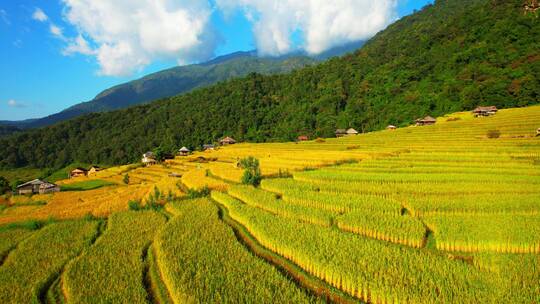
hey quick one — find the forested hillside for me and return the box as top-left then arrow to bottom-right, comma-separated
1,0 -> 538,169
0,125 -> 19,138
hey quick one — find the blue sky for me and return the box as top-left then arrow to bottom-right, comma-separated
0,0 -> 433,121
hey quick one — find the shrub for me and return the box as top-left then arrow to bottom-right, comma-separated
239,157 -> 262,186
187,186 -> 210,199
123,174 -> 129,185
486,129 -> 501,138
128,200 -> 142,211
0,177 -> 10,195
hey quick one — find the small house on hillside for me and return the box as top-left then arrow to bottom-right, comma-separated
536,128 -> 540,137
386,125 -> 397,130
203,144 -> 215,151
88,166 -> 102,175
220,136 -> 237,145
142,152 -> 157,166
473,106 -> 498,117
346,128 -> 359,136
416,116 -> 437,126
178,146 -> 190,156
335,129 -> 347,137
16,179 -> 60,195
297,135 -> 309,141
70,168 -> 88,179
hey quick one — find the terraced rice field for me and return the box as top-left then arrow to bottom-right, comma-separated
0,106 -> 539,302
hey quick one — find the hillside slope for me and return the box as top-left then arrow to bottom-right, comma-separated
1,0 -> 538,169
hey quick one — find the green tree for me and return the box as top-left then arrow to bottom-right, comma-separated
0,176 -> 10,195
239,157 -> 262,186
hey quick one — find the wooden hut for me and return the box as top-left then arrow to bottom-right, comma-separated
346,128 -> 359,136
386,125 -> 397,130
297,135 -> 309,141
536,128 -> 540,137
335,129 -> 347,137
16,179 -> 59,195
473,106 -> 498,117
88,166 -> 102,175
178,146 -> 190,156
203,144 -> 215,151
416,116 -> 437,126
220,136 -> 237,145
142,152 -> 157,166
70,168 -> 88,179
39,182 -> 60,194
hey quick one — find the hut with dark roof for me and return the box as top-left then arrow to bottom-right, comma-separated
70,168 -> 88,179
335,129 -> 347,137
473,106 -> 498,117
416,116 -> 437,126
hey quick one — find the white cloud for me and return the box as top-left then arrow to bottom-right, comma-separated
60,0 -> 217,76
217,0 -> 397,56
63,34 -> 95,56
7,99 -> 27,108
49,24 -> 66,39
0,9 -> 10,25
32,8 -> 48,22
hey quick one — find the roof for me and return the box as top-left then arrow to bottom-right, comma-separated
335,129 -> 347,134
418,116 -> 436,122
298,135 -> 309,139
220,136 -> 236,143
143,151 -> 155,158
16,179 -> 46,188
71,167 -> 87,173
179,146 -> 190,152
39,182 -> 58,189
387,125 -> 397,128
346,128 -> 359,134
473,106 -> 498,112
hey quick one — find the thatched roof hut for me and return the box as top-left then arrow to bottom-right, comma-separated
220,137 -> 237,145
346,128 -> 359,135
416,116 -> 436,126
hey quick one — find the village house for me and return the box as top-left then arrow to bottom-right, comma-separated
387,125 -> 397,130
203,144 -> 215,151
178,146 -> 191,156
220,136 -> 237,145
142,152 -> 157,166
70,168 -> 88,179
536,128 -> 540,137
416,116 -> 437,126
88,166 -> 102,175
524,0 -> 539,13
346,128 -> 359,136
473,106 -> 498,117
335,129 -> 347,137
16,179 -> 60,195
297,135 -> 309,141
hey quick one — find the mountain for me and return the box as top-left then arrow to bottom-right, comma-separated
1,51 -> 318,129
1,0 -> 538,169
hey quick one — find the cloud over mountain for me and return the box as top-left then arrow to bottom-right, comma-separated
60,0 -> 217,76
52,0 -> 397,76
217,0 -> 397,56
